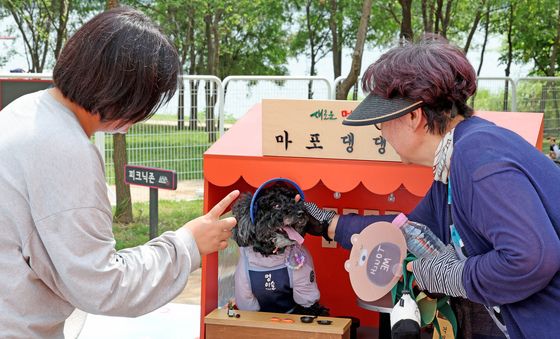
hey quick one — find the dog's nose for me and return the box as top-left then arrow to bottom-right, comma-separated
297,210 -> 304,216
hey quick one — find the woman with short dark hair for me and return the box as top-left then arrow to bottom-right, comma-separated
305,36 -> 560,338
53,6 -> 179,128
0,7 -> 238,338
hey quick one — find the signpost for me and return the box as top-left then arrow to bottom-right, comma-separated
124,165 -> 177,239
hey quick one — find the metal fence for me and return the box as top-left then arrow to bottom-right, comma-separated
2,74 -> 560,185
222,75 -> 332,121
516,77 -> 560,136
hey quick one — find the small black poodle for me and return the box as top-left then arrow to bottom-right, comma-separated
231,181 -> 329,316
232,183 -> 308,256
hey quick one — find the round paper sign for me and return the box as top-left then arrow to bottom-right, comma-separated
344,221 -> 407,302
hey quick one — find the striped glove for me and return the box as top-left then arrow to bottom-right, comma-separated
303,201 -> 336,242
411,244 -> 467,298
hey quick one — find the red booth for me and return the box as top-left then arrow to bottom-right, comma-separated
200,102 -> 543,337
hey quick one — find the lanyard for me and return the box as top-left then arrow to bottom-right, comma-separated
447,181 -> 467,260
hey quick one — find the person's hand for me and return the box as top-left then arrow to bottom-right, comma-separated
408,245 -> 467,298
184,190 -> 239,255
296,196 -> 337,241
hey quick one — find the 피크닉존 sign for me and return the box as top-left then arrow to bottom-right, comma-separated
124,165 -> 177,190
262,99 -> 400,161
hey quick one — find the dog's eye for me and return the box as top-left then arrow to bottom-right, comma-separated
273,204 -> 281,210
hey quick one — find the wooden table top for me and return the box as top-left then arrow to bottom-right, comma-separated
205,308 -> 351,334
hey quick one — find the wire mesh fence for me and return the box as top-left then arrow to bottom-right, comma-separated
516,77 -> 560,138
222,76 -> 332,121
471,78 -> 516,112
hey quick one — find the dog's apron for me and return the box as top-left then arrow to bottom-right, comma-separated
240,247 -> 296,313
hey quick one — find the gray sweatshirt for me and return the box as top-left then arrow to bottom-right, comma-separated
0,90 -> 200,338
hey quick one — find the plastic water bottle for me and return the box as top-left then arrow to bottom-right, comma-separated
392,213 -> 446,259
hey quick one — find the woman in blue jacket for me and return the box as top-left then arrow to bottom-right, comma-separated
305,36 -> 560,339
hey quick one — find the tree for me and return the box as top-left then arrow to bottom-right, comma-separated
476,1 -> 492,76
0,0 -> 104,70
421,0 -> 455,38
105,0 -> 133,224
289,0 -> 331,98
137,0 -> 290,141
0,0 -> 72,71
398,0 -> 413,41
336,0 -> 372,100
328,0 -> 342,79
508,0 -> 560,77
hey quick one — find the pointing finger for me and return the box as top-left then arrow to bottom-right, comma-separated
208,190 -> 240,219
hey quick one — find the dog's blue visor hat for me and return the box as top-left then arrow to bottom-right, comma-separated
249,178 -> 305,225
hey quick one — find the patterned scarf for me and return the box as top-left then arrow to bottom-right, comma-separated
433,128 -> 455,183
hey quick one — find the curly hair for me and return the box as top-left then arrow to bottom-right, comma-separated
361,34 -> 477,134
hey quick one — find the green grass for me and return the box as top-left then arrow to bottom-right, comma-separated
112,199 -> 203,250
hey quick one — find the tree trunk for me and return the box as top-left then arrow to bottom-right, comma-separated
503,2 -> 515,112
441,0 -> 453,38
399,0 -> 413,42
336,0 -> 372,100
54,0 -> 70,59
471,2 -> 491,108
106,0 -> 132,223
204,7 -> 222,143
463,0 -> 485,53
113,133 -> 133,223
476,3 -> 490,76
329,0 -> 341,79
188,12 -> 198,131
434,0 -> 443,34
422,0 -> 435,33
306,0 -> 316,99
